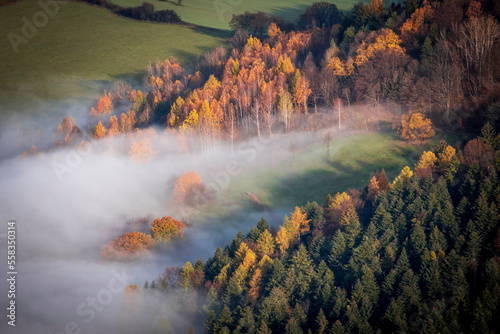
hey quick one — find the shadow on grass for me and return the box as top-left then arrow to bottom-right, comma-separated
267,131 -> 419,207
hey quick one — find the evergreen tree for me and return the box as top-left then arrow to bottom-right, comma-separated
315,309 -> 328,334
340,204 -> 361,248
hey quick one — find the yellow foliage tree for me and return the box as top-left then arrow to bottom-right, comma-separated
242,248 -> 257,270
258,254 -> 273,272
214,263 -> 230,285
437,145 -> 456,172
393,166 -> 414,186
276,226 -> 289,255
355,28 -> 404,66
256,229 -> 275,256
290,206 -> 310,238
181,109 -> 199,131
168,96 -> 184,127
331,192 -> 351,209
416,151 -> 437,170
401,113 -> 435,141
276,55 -> 295,74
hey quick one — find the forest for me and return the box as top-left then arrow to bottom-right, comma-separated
128,128 -> 500,333
25,0 -> 498,160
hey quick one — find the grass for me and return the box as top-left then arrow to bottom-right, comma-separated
191,130 -> 464,231
229,131 -> 419,209
188,131 -> 421,230
0,0 -> 226,113
109,0 -> 373,30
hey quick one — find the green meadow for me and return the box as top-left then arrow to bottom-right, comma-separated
0,0 -> 225,113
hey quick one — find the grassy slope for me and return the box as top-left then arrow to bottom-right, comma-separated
109,0 -> 371,30
0,0 -> 225,111
195,131 -> 462,229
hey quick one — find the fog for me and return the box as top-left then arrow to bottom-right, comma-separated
0,106 -> 342,333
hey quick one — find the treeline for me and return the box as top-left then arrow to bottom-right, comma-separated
79,0 -> 499,143
78,0 -> 182,24
28,0 -> 499,157
137,125 -> 500,333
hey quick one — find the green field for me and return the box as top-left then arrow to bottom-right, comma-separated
108,0 -> 366,30
193,130 -> 464,230
0,0 -> 225,112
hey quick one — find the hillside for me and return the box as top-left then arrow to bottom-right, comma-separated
0,0 -> 225,112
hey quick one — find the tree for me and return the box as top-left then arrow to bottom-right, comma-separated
256,229 -> 275,256
276,226 -> 290,255
400,0 -> 434,43
94,121 -> 106,139
248,268 -> 263,302
298,1 -> 342,29
180,261 -> 194,291
461,138 -> 495,169
289,206 -> 310,242
173,171 -> 202,204
101,231 -> 155,261
291,70 -> 312,114
278,90 -> 294,132
415,151 -> 437,178
108,115 -> 120,136
401,112 -> 435,141
430,35 -> 463,121
315,309 -> 328,334
340,204 -> 361,247
354,29 -> 405,66
90,95 -> 113,116
455,15 -> 500,96
150,216 -> 186,244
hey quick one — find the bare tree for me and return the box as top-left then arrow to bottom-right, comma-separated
454,15 -> 500,96
430,33 -> 464,122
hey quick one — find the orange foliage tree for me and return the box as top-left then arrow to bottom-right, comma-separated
101,231 -> 155,261
401,113 -> 435,141
173,171 -> 215,207
400,0 -> 435,43
151,216 -> 186,244
90,95 -> 114,116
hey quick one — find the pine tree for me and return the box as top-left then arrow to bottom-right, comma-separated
257,229 -> 275,256
395,247 -> 410,275
409,220 -> 426,265
340,204 -> 361,248
315,309 -> 328,334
